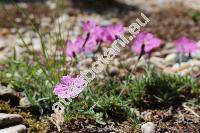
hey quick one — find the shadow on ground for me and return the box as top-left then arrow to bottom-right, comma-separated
70,0 -> 139,17
2,0 -> 47,3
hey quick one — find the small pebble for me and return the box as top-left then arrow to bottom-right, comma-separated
141,122 -> 156,133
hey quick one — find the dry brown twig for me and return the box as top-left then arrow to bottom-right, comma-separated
48,107 -> 65,132
182,103 -> 200,118
178,110 -> 185,122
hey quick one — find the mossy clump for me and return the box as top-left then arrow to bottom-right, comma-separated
0,102 -> 11,113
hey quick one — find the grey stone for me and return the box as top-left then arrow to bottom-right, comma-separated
19,97 -> 31,107
0,85 -> 15,95
0,85 -> 19,106
0,113 -> 23,128
0,124 -> 26,133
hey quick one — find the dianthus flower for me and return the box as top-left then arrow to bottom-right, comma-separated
83,37 -> 99,53
53,75 -> 86,99
102,23 -> 125,44
66,37 -> 84,57
173,37 -> 198,55
82,20 -> 97,33
131,32 -> 162,54
82,20 -> 104,42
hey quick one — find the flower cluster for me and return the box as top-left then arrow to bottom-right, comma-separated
66,20 -> 124,57
60,20 -> 199,100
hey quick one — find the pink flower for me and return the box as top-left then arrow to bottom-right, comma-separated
66,37 -> 84,57
102,23 -> 125,44
83,37 -> 98,53
92,26 -> 104,42
131,32 -> 162,54
82,20 -> 104,42
82,20 -> 97,33
173,37 -> 198,54
53,75 -> 86,99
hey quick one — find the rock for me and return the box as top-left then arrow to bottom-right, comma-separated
193,66 -> 199,72
0,85 -> 19,106
100,20 -> 112,26
46,0 -> 56,10
114,0 -> 168,11
163,67 -> 174,74
0,38 -> 6,50
113,59 -> 120,67
56,14 -> 69,25
124,57 -> 136,65
115,0 -> 200,11
19,97 -> 31,107
165,60 -> 200,75
160,49 -> 175,56
0,124 -> 26,133
0,85 -> 15,95
114,0 -> 140,6
0,113 -> 23,128
41,17 -> 51,26
0,28 -> 10,36
18,2 -> 28,9
41,17 -> 51,33
193,50 -> 200,59
140,111 -> 152,121
165,53 -> 177,63
150,57 -> 166,69
32,38 -> 41,51
15,18 -> 22,23
16,37 -> 31,45
183,0 -> 200,11
141,122 -> 156,133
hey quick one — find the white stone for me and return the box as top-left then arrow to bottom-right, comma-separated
46,1 -> 56,10
32,38 -> 41,50
0,85 -> 15,95
165,53 -> 177,63
57,14 -> 69,24
0,38 -> 6,49
141,122 -> 156,133
113,59 -> 120,66
16,37 -> 31,45
41,17 -> 51,28
18,2 -> 28,9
